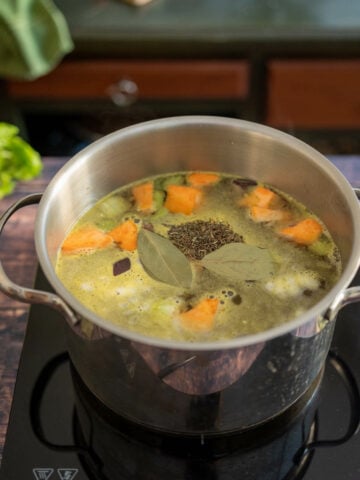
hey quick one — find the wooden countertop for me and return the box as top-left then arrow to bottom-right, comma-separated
0,154 -> 360,460
0,157 -> 66,460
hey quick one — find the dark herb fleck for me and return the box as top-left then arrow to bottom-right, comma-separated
143,222 -> 154,231
232,294 -> 242,305
113,257 -> 131,276
168,220 -> 243,260
182,292 -> 196,302
233,178 -> 257,189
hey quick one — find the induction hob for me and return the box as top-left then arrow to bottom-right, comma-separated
0,268 -> 360,480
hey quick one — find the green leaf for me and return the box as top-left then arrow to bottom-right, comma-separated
0,122 -> 42,199
0,123 -> 18,140
138,229 -> 193,288
200,242 -> 276,281
0,171 -> 15,197
7,137 -> 42,179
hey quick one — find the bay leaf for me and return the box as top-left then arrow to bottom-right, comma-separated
137,229 -> 193,288
200,242 -> 276,281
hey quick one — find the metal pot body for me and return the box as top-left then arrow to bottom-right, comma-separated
65,318 -> 331,435
22,117 -> 360,434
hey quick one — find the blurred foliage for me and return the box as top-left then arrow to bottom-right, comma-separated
0,0 -> 73,80
0,122 -> 42,198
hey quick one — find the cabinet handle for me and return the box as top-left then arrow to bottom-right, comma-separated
107,78 -> 139,107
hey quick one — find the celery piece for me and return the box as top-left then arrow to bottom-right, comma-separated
0,122 -> 42,198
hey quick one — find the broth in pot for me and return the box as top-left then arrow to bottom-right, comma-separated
56,171 -> 341,342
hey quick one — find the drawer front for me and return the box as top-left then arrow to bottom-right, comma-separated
267,60 -> 360,128
8,60 -> 249,102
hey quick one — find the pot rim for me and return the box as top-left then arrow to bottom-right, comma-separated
35,116 -> 360,351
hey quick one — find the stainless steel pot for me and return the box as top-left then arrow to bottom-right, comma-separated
1,116 -> 360,436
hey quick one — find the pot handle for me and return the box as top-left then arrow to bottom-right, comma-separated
0,194 -> 78,325
325,187 -> 360,321
326,286 -> 360,322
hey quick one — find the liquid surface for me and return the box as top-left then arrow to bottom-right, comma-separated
56,172 -> 341,342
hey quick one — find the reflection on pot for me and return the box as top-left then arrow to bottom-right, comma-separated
132,341 -> 265,395
291,315 -> 330,339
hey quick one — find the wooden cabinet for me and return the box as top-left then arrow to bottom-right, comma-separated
5,59 -> 250,154
8,58 -> 360,129
7,60 -> 249,104
266,60 -> 360,129
7,56 -> 360,153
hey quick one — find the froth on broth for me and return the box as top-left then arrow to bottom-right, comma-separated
56,171 -> 341,342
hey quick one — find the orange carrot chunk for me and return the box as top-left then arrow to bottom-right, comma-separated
61,226 -> 113,253
180,298 -> 219,332
164,184 -> 203,215
239,186 -> 278,208
108,219 -> 138,251
249,206 -> 290,223
132,182 -> 154,212
187,172 -> 220,187
279,218 -> 323,246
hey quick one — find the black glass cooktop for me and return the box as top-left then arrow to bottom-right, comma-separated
1,268 -> 360,480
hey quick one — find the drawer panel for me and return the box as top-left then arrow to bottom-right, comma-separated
267,60 -> 360,128
8,60 -> 249,101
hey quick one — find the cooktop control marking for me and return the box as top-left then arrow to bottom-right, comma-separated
32,468 -> 54,480
57,469 -> 79,480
